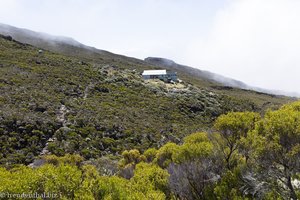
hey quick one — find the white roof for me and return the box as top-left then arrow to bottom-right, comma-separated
142,70 -> 167,76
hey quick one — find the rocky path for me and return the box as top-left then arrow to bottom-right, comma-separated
83,82 -> 94,100
29,104 -> 70,167
56,104 -> 69,127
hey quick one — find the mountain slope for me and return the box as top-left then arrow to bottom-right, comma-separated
0,34 -> 262,164
2,23 -> 296,97
0,24 -> 296,165
0,24 -> 296,105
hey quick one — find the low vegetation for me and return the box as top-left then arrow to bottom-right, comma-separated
1,101 -> 300,199
0,33 -> 299,199
1,35 -> 292,165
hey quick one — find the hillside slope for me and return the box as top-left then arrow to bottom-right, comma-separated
0,24 -> 296,105
0,29 -> 295,165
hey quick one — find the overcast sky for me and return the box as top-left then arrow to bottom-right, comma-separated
1,0 -> 300,94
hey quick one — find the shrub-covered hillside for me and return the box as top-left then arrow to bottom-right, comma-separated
0,34 -> 295,167
1,101 -> 300,199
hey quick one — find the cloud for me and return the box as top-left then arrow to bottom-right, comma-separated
185,0 -> 300,93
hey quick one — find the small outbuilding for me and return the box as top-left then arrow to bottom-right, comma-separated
142,69 -> 177,82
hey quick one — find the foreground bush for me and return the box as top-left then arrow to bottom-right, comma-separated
1,101 -> 300,199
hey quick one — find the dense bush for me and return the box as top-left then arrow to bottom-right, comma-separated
0,101 -> 300,199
